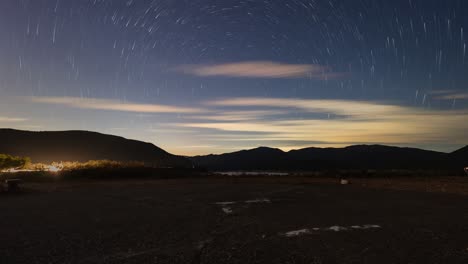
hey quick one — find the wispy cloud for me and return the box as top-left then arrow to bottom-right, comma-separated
177,61 -> 345,79
184,110 -> 284,121
29,96 -> 204,114
206,97 -> 407,119
0,117 -> 28,122
435,92 -> 468,100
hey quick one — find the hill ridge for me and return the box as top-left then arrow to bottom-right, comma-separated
0,129 -> 189,168
191,144 -> 466,171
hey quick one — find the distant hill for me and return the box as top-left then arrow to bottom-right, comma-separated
191,145 -> 467,171
190,147 -> 288,171
0,129 -> 191,168
450,145 -> 468,164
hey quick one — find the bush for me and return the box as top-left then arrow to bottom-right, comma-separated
0,154 -> 30,171
58,160 -> 146,170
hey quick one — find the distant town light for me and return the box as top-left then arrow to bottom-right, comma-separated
2,168 -> 34,173
47,165 -> 62,173
1,164 -> 63,173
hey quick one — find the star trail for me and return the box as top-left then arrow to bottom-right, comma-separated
0,0 -> 467,155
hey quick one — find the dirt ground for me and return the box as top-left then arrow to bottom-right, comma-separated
1,177 -> 468,263
300,176 -> 468,196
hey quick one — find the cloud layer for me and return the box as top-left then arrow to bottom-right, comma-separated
30,96 -> 203,114
206,97 -> 405,119
0,117 -> 27,122
177,61 -> 344,79
435,92 -> 468,100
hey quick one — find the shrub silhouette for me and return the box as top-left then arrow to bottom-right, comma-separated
0,154 -> 30,171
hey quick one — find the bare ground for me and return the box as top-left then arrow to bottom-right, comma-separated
1,176 -> 468,263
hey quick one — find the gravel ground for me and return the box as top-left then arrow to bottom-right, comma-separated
1,177 -> 468,264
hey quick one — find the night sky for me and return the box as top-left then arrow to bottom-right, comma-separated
0,0 -> 467,155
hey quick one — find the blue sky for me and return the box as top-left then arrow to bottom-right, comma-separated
0,0 -> 467,155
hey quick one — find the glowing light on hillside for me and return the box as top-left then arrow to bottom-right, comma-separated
2,164 -> 63,173
2,168 -> 34,173
47,164 -> 63,173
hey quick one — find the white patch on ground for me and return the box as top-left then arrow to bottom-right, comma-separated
215,201 -> 236,206
283,224 -> 381,237
221,207 -> 233,214
284,229 -> 311,237
245,198 -> 271,204
328,226 -> 348,232
362,224 -> 381,229
351,224 -> 381,229
215,198 -> 271,214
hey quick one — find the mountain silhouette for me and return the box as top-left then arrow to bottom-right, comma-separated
191,145 -> 466,171
0,129 -> 191,168
190,147 -> 288,171
1,129 -> 466,171
450,145 -> 468,155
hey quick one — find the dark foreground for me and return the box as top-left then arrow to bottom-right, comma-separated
1,177 -> 468,264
